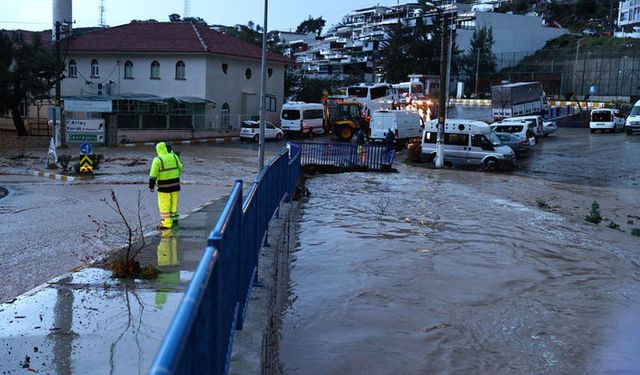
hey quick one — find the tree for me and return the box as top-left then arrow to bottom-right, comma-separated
225,21 -> 285,55
168,13 -> 181,22
183,16 -> 207,25
381,23 -> 412,83
460,26 -> 496,95
296,16 -> 326,37
0,31 -> 57,136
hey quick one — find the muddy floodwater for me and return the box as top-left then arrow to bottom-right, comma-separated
279,164 -> 640,374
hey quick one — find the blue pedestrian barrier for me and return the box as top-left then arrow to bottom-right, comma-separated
149,144 -> 301,375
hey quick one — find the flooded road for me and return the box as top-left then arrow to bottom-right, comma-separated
279,166 -> 640,374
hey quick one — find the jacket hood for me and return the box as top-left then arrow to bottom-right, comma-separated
156,142 -> 169,156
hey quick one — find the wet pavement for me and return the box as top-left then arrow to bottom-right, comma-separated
0,198 -> 226,374
0,141 -> 284,303
278,107 -> 640,374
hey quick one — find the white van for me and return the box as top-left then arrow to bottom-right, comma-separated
370,110 -> 423,144
490,121 -> 536,146
280,102 -> 325,134
625,100 -> 640,134
502,115 -> 545,138
421,119 -> 515,170
590,108 -> 625,133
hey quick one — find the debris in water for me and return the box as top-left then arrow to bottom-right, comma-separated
422,322 -> 450,333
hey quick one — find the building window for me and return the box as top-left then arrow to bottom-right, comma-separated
68,60 -> 77,78
222,63 -> 228,74
267,68 -> 273,78
175,60 -> 186,79
91,59 -> 99,77
221,103 -> 230,128
150,60 -> 160,79
265,95 -> 277,112
245,68 -> 252,80
124,61 -> 134,79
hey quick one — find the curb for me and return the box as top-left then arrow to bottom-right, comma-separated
120,137 -> 239,147
449,99 -> 492,107
32,171 -> 81,182
549,100 -> 606,109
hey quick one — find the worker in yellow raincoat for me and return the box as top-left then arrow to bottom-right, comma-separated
149,142 -> 183,230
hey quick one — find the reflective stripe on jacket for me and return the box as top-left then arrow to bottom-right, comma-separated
149,142 -> 183,193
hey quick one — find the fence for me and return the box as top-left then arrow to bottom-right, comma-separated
294,142 -> 396,171
149,144 -> 301,375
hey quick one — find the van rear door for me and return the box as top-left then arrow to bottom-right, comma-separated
281,109 -> 302,132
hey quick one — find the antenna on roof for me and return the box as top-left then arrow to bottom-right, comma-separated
184,0 -> 191,18
99,0 -> 106,28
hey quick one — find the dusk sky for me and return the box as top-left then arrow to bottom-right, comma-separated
0,0 -> 407,33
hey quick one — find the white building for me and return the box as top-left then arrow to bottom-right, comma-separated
61,22 -> 289,144
617,0 -> 640,38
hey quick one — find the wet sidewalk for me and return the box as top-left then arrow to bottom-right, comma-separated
0,198 -> 227,374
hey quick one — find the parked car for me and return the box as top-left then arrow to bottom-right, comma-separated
490,122 -> 536,146
582,28 -> 599,37
502,115 -> 545,139
422,119 -> 515,170
495,132 -> 531,157
240,121 -> 284,142
543,121 -> 558,136
589,109 -> 625,133
625,100 -> 640,135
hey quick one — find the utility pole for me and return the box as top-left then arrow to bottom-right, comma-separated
474,47 -> 481,97
435,11 -> 449,169
445,13 -> 454,116
258,0 -> 268,171
55,21 -> 65,147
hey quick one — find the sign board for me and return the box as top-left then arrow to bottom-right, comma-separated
67,133 -> 105,143
79,155 -> 94,174
80,143 -> 93,155
66,119 -> 105,144
64,99 -> 112,113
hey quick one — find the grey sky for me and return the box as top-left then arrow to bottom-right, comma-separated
0,0 -> 406,33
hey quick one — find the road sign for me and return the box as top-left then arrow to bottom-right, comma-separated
79,155 -> 94,174
67,133 -> 105,143
80,143 -> 93,155
66,119 -> 105,144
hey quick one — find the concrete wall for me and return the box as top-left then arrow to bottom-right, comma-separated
61,53 -> 207,98
457,12 -> 567,65
205,55 -> 286,127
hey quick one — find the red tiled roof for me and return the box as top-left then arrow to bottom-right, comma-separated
66,22 -> 290,64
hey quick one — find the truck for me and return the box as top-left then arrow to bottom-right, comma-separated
491,82 -> 545,120
322,96 -> 370,141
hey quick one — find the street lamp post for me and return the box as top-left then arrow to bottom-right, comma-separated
258,0 -> 269,171
435,11 -> 450,169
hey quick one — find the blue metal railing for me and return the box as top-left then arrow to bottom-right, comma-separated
294,142 -> 395,171
149,144 -> 301,375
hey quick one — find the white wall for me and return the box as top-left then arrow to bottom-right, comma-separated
205,55 -> 286,127
456,12 -> 567,64
61,53 -> 207,98
61,52 -> 287,129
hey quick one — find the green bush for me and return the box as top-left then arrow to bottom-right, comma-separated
585,201 -> 603,224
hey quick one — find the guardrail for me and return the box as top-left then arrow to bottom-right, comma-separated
294,142 -> 395,171
150,144 -> 301,375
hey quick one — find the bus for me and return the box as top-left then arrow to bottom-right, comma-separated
346,83 -> 394,115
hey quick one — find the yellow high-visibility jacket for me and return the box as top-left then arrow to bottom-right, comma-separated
149,142 -> 183,193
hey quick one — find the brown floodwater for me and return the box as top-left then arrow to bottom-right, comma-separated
278,167 -> 640,374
